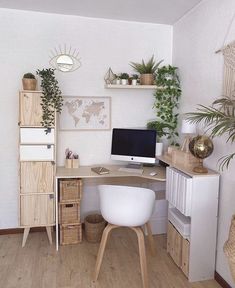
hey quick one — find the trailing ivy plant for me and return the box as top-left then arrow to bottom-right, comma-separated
37,68 -> 63,132
147,65 -> 181,145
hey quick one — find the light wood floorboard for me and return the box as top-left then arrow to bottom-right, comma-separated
0,228 -> 221,288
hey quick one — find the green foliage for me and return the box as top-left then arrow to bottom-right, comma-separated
186,96 -> 235,170
23,73 -> 35,79
147,120 -> 174,141
36,68 -> 63,131
149,65 -> 181,145
120,73 -> 129,79
130,55 -> 163,74
131,74 -> 139,80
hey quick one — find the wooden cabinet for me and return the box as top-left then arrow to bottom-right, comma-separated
165,165 -> 220,282
19,91 -> 43,126
19,91 -> 56,247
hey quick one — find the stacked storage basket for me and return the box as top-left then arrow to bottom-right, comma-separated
59,179 -> 82,245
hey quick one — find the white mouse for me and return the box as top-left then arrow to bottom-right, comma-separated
150,172 -> 157,176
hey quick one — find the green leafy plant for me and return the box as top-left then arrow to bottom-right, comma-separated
36,68 -> 63,131
131,74 -> 139,80
186,96 -> 235,170
23,73 -> 36,79
130,55 -> 163,74
120,73 -> 129,79
148,65 -> 181,145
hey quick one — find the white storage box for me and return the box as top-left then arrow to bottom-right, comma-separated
168,207 -> 191,238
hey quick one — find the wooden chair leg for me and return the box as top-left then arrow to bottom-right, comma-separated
131,227 -> 149,288
145,222 -> 155,256
46,226 -> 52,245
22,227 -> 30,247
93,223 -> 118,281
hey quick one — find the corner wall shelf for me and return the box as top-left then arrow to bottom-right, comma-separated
104,84 -> 158,89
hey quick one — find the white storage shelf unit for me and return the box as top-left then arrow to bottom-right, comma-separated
166,166 -> 219,282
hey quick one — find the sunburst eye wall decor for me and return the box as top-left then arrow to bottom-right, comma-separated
49,45 -> 81,72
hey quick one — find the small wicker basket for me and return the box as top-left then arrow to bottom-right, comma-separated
224,215 -> 235,282
84,214 -> 106,243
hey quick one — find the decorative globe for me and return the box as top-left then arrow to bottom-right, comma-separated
189,135 -> 214,173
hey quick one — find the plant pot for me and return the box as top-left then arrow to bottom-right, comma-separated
155,142 -> 163,156
121,79 -> 128,85
140,74 -> 154,85
116,79 -> 121,85
22,78 -> 37,90
132,79 -> 137,85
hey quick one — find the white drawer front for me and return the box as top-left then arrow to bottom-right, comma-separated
20,128 -> 55,144
20,145 -> 54,161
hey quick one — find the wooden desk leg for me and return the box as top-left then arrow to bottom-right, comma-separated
46,226 -> 52,245
145,222 -> 155,256
22,227 -> 30,247
131,227 -> 149,288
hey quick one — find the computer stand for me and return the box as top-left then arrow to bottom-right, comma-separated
118,163 -> 144,174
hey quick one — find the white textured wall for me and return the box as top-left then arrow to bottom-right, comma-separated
173,0 -> 235,286
0,8 -> 172,228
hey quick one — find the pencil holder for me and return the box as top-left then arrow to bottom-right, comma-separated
65,159 -> 73,168
72,158 -> 79,168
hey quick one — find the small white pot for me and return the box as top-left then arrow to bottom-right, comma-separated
116,79 -> 121,85
132,79 -> 137,85
155,142 -> 163,156
121,79 -> 128,85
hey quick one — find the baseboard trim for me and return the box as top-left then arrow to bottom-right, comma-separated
215,271 -> 232,288
0,227 -> 49,235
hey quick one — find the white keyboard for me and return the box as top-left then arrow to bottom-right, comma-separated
118,167 -> 143,174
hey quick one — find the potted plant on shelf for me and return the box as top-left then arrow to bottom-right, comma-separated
114,74 -> 121,85
120,73 -> 129,85
149,65 -> 181,149
130,74 -> 139,85
22,72 -> 37,91
36,68 -> 63,132
130,55 -> 163,85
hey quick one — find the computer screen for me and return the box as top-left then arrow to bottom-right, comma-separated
111,128 -> 156,164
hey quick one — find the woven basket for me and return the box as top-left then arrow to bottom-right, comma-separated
85,214 -> 106,243
224,215 -> 235,282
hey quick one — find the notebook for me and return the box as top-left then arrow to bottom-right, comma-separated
91,167 -> 110,175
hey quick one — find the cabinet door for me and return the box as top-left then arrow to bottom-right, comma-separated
20,194 -> 54,226
167,222 -> 182,267
19,92 -> 43,126
181,238 -> 190,277
20,162 -> 54,193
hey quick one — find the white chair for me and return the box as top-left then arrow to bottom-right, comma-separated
93,185 -> 156,288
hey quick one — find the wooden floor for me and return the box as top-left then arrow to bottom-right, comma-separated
0,228 -> 221,288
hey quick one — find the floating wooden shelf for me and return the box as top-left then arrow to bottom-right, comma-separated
104,84 -> 158,89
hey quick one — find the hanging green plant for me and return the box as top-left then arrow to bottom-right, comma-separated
37,68 -> 63,132
147,65 -> 181,145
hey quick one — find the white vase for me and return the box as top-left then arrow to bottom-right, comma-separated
132,79 -> 137,85
116,79 -> 121,85
155,142 -> 163,156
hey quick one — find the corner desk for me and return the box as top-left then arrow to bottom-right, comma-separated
55,165 -> 166,250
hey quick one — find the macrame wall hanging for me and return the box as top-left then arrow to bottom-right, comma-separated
216,12 -> 235,98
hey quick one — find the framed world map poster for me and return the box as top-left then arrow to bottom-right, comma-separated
59,96 -> 111,130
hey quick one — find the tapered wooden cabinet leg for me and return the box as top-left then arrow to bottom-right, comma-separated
93,224 -> 117,281
145,222 -> 155,256
132,227 -> 149,288
46,226 -> 52,245
22,227 -> 30,247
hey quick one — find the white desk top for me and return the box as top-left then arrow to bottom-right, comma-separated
56,165 -> 166,181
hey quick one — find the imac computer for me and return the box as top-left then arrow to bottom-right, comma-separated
111,128 -> 156,173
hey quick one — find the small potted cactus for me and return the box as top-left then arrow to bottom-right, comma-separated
120,73 -> 129,85
22,72 -> 37,90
